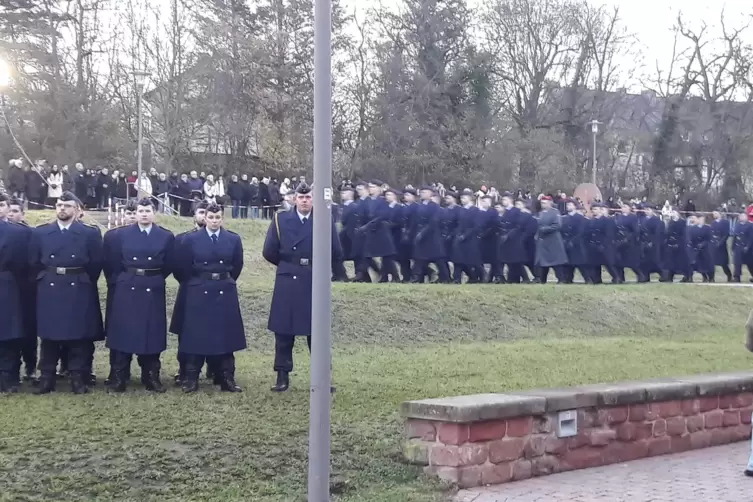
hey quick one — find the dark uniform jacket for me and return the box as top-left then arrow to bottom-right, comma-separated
710,219 -> 730,266
534,208 -> 568,267
359,196 -> 396,258
412,201 -> 444,262
105,224 -> 175,355
263,209 -> 342,336
498,206 -> 526,264
614,213 -> 640,269
451,205 -> 482,266
663,219 -> 690,272
28,220 -> 104,341
561,212 -> 588,266
0,220 -> 28,341
639,216 -> 664,273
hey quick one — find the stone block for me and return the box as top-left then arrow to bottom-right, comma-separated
468,420 -> 506,442
628,404 -> 648,422
589,429 -> 617,446
506,417 -> 533,437
544,436 -> 567,455
710,427 -> 736,446
533,415 -> 554,434
480,462 -> 513,485
719,395 -> 736,410
741,408 -> 753,425
423,465 -> 458,484
578,409 -> 598,428
510,388 -> 598,412
531,455 -> 559,476
699,396 -> 719,412
669,434 -> 693,453
402,439 -> 431,465
405,419 -> 436,441
437,423 -> 469,445
734,423 -> 752,440
686,415 -> 704,433
458,465 -> 483,488
512,459 -> 533,480
735,392 -> 753,408
562,446 -> 604,470
678,372 -> 753,397
565,432 -> 590,450
681,399 -> 700,416
641,379 -> 698,403
647,436 -> 671,456
603,440 -> 649,463
689,430 -> 712,449
429,443 -> 488,467
704,410 -> 724,429
401,393 -> 546,423
524,435 -> 547,458
653,419 -> 667,437
574,382 -> 646,407
598,406 -> 628,425
723,410 -> 740,427
488,437 -> 525,463
649,400 -> 683,418
666,417 -> 686,436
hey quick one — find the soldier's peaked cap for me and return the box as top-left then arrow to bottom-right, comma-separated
368,179 -> 384,186
445,191 -> 458,199
296,183 -> 312,195
403,188 -> 417,196
501,191 -> 513,198
58,191 -> 81,205
460,188 -> 475,197
419,185 -> 434,192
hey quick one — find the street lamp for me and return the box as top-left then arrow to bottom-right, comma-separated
589,119 -> 601,186
133,70 -> 149,200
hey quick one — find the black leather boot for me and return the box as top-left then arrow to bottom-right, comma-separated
220,373 -> 242,393
34,373 -> 56,394
108,370 -> 127,393
271,371 -> 289,392
70,372 -> 89,395
181,371 -> 199,393
143,370 -> 166,393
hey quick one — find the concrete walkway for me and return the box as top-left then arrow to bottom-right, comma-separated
454,442 -> 751,502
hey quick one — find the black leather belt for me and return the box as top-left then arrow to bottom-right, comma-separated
47,267 -> 85,275
197,272 -> 229,280
127,267 -> 163,276
283,258 -> 311,266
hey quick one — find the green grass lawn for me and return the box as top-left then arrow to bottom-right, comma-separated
2,212 -> 752,502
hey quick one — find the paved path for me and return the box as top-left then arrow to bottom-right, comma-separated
454,442 -> 751,502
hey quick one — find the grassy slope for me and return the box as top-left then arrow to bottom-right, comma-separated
1,212 -> 751,502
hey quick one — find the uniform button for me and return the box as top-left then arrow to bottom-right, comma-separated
293,275 -> 297,280
220,291 -> 224,295
148,257 -> 152,260
204,291 -> 208,294
219,260 -> 223,264
204,262 -> 208,265
50,254 -> 55,258
71,282 -> 75,286
133,257 -> 137,260
146,288 -> 151,292
50,282 -> 54,286
131,287 -> 135,290
71,254 -> 75,258
293,246 -> 296,250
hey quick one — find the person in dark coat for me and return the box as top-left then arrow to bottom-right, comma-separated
515,199 -> 538,282
357,180 -> 399,282
710,209 -> 732,282
259,178 -> 271,219
614,203 -> 643,282
687,215 -> 713,282
732,212 -> 753,283
0,194 -> 28,392
534,196 -> 568,283
638,205 -> 664,282
7,197 -> 37,383
263,183 -> 342,392
96,168 -> 112,209
661,208 -> 691,283
442,191 -> 461,278
451,189 -> 483,283
497,192 -> 526,283
239,174 -> 251,219
102,200 -> 138,386
334,186 -> 359,281
561,200 -> 589,284
478,195 -> 500,283
176,203 -> 245,393
170,200 -> 208,385
29,191 -> 104,394
6,160 -> 27,199
411,186 -> 450,283
585,203 -> 618,284
383,188 -> 404,281
25,166 -> 47,209
104,199 -> 174,392
227,175 -> 245,219
397,189 -> 419,282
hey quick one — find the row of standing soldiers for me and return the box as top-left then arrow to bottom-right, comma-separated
332,182 -> 753,284
0,192 -> 247,394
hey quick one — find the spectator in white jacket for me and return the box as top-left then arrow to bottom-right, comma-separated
136,172 -> 153,197
47,166 -> 64,205
204,174 -> 222,203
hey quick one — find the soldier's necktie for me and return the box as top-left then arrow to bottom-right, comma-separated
211,234 -> 218,243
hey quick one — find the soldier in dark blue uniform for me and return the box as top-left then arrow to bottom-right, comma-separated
477,196 -> 500,282
353,182 -> 380,282
170,200 -> 208,385
451,189 -> 482,283
0,194 -> 28,392
29,192 -> 104,394
176,203 -> 245,393
638,205 -> 664,282
561,199 -> 588,283
498,192 -> 526,283
397,189 -> 418,282
687,215 -> 713,282
6,197 -> 36,383
732,212 -> 753,282
515,199 -> 537,282
614,204 -> 644,282
384,188 -> 405,280
102,199 -> 138,386
411,186 -> 450,283
263,183 -> 342,392
105,199 -> 175,392
710,209 -> 732,282
442,191 -> 461,279
335,186 -> 358,282
661,208 -> 691,283
585,203 -> 617,284
357,180 -> 399,282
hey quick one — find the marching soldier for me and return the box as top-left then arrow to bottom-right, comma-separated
0,194 -> 28,392
661,208 -> 691,283
478,195 -> 499,282
687,214 -> 713,282
534,196 -> 568,283
358,180 -> 399,282
710,209 -> 732,282
176,203 -> 245,393
451,189 -> 482,283
411,186 -> 450,283
263,183 -> 342,392
6,197 -> 36,382
334,185 -> 358,282
561,199 -> 588,283
397,189 -> 418,282
29,192 -> 104,394
498,192 -> 526,283
638,204 -> 664,282
585,203 -> 618,284
732,212 -> 753,283
170,200 -> 208,385
515,199 -> 538,282
614,203 -> 643,282
105,199 -> 175,392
